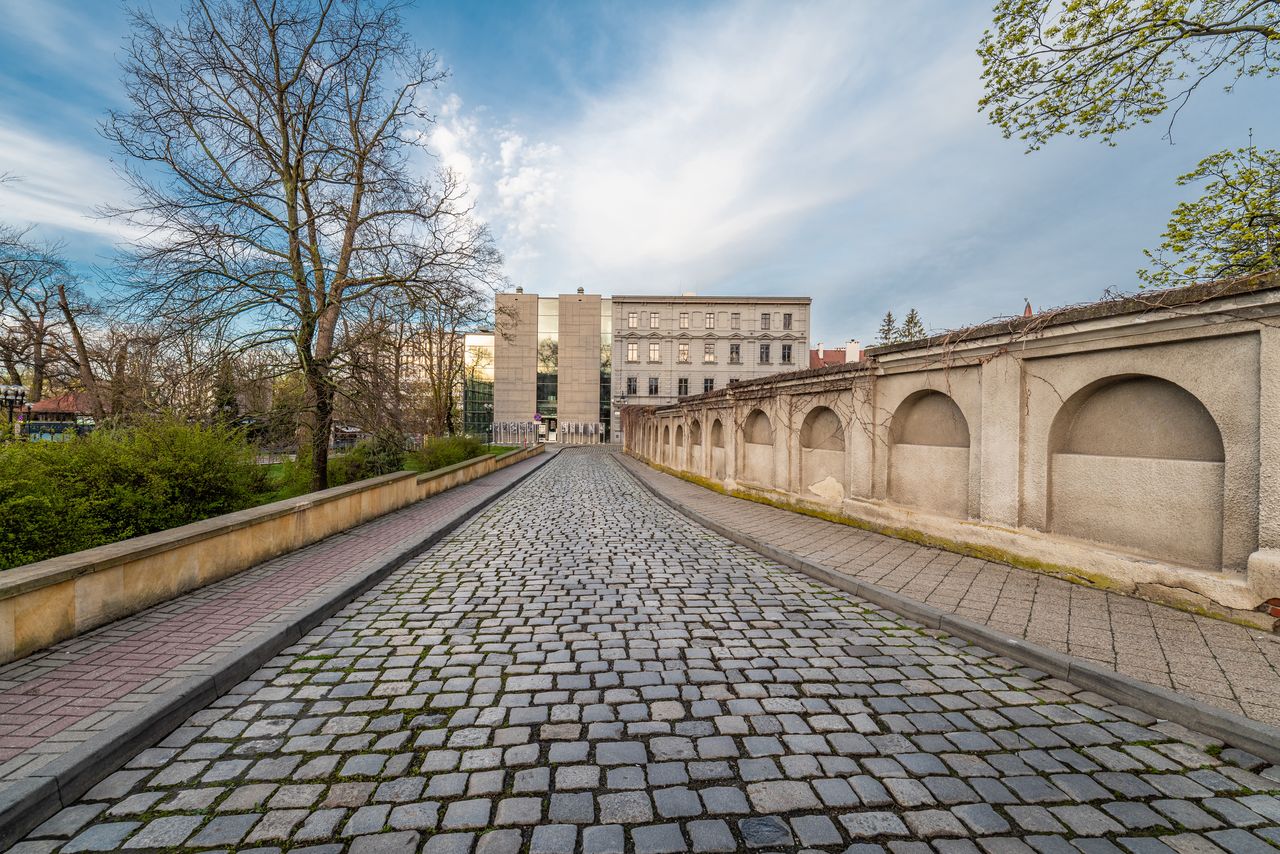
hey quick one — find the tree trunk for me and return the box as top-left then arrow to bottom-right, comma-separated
30,338 -> 44,403
306,362 -> 332,492
57,284 -> 106,421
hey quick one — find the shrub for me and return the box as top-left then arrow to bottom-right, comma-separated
411,434 -> 486,472
0,418 -> 264,570
327,433 -> 406,487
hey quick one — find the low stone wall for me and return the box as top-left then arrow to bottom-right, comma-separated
623,274 -> 1280,627
0,445 -> 544,664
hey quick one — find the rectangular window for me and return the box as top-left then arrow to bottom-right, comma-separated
649,342 -> 661,362
678,377 -> 689,396
703,378 -> 715,393
729,343 -> 741,364
704,312 -> 715,329
678,342 -> 689,363
626,342 -> 638,362
649,312 -> 660,329
627,312 -> 638,329
703,342 -> 715,363
731,312 -> 740,330
781,344 -> 793,364
760,313 -> 771,330
679,312 -> 689,329
625,376 -> 637,395
760,343 -> 771,363
648,377 -> 659,396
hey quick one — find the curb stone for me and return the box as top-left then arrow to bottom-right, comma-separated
617,452 -> 1280,765
0,451 -> 551,851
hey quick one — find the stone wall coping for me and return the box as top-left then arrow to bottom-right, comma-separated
0,452 -> 506,602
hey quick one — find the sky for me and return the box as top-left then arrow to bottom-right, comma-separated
0,0 -> 1276,347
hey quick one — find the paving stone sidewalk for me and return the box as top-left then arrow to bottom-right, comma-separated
619,454 -> 1280,727
0,452 -> 547,792
15,448 -> 1280,853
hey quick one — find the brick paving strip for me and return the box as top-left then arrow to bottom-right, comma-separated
0,451 -> 550,847
11,447 -> 1280,853
617,454 -> 1280,732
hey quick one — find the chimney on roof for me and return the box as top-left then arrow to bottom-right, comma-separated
515,286 -> 523,294
847,339 -> 862,361
1023,299 -> 1033,318
577,286 -> 584,294
816,342 -> 824,358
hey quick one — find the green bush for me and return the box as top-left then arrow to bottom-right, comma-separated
328,433 -> 406,487
0,419 -> 264,570
411,435 -> 487,472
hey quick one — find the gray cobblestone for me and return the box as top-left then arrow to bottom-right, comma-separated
19,451 -> 1280,853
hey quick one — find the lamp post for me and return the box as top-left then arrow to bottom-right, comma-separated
0,385 -> 27,440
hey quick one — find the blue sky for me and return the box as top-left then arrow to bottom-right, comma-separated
0,0 -> 1276,346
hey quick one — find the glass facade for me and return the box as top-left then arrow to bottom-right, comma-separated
600,298 -> 612,429
462,332 -> 495,440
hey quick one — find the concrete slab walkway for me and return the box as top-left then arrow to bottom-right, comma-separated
619,454 -> 1280,727
0,452 -> 548,797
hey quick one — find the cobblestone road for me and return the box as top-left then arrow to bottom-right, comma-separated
14,449 -> 1280,853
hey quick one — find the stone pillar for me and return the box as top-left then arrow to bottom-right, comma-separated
978,353 -> 1023,527
1248,326 -> 1280,601
847,381 -> 874,499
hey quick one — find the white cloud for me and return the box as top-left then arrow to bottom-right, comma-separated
0,125 -> 134,242
431,1 -> 992,298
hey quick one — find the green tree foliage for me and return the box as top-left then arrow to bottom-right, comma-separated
899,308 -> 927,341
876,311 -> 897,345
0,419 -> 264,569
1140,145 -> 1280,284
979,0 -> 1280,150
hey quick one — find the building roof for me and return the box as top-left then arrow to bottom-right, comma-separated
26,391 -> 99,416
611,295 -> 811,304
809,348 -> 848,370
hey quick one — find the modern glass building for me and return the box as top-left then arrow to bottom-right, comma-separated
493,289 -> 612,443
462,332 -> 495,441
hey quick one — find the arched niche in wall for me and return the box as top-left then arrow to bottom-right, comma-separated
741,408 -> 775,487
888,390 -> 970,518
688,419 -> 701,472
674,424 -> 685,469
799,406 -> 846,503
661,424 -> 670,465
710,418 -> 727,480
1048,375 -> 1225,570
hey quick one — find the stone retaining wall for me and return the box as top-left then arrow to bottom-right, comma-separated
623,274 -> 1280,624
0,445 -> 544,663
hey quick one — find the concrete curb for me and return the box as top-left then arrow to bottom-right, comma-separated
0,453 -> 551,851
618,454 -> 1280,765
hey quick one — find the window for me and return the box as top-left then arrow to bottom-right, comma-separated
729,343 -> 741,364
649,342 -> 661,362
760,313 -> 771,330
648,377 -> 659,396
627,312 -> 638,329
625,376 -> 637,395
650,312 -> 660,329
679,312 -> 689,329
703,342 -> 716,363
678,377 -> 689,396
704,312 -> 715,329
783,313 -> 792,330
760,343 -> 771,363
626,342 -> 638,362
781,344 -> 793,364
731,312 -> 740,330
678,342 -> 689,363
703,378 -> 715,393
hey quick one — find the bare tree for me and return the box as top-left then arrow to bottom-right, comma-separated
105,0 -> 501,489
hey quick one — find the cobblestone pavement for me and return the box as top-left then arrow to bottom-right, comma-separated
15,448 -> 1280,853
619,455 -> 1280,727
0,453 -> 545,790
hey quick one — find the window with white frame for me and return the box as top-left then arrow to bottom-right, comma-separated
730,312 -> 740,330
781,344 -> 792,364
649,342 -> 661,362
759,343 -> 771,363
704,312 -> 715,329
703,378 -> 715,393
648,377 -> 659,396
678,342 -> 689,362
729,342 -> 741,364
625,376 -> 637,395
627,312 -> 638,329
760,313 -> 771,330
703,342 -> 715,363
783,313 -> 792,330
649,312 -> 660,329
678,377 -> 689,396
626,342 -> 638,362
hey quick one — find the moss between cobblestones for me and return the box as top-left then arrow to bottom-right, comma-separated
643,460 -> 1270,632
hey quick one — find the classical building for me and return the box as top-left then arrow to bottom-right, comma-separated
491,290 -> 811,443
611,294 -> 810,440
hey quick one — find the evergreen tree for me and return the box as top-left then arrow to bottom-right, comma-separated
876,311 -> 897,345
899,308 -> 926,342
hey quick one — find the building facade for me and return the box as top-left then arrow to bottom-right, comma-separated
493,289 -> 612,443
611,295 -> 810,441
492,290 -> 810,443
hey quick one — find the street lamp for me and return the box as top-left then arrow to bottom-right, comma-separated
0,385 -> 27,440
